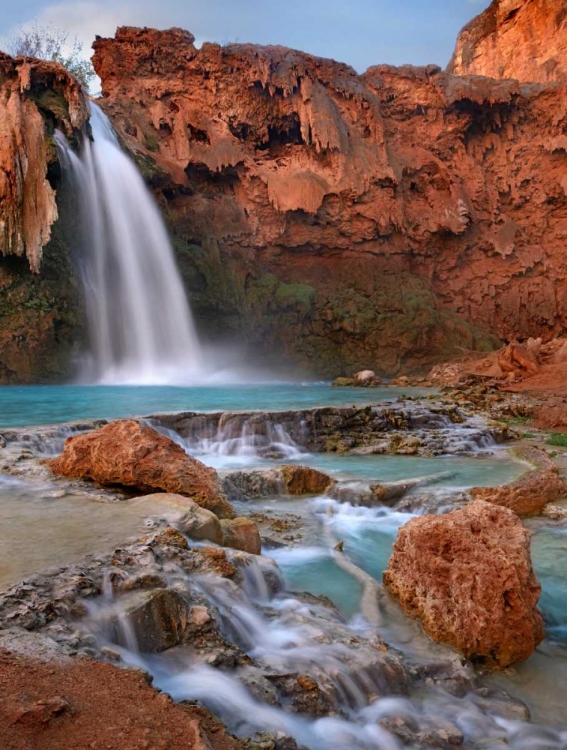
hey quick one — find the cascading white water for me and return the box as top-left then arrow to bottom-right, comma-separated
55,103 -> 204,385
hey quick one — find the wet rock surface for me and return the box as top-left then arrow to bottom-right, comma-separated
106,588 -> 191,653
223,465 -> 334,502
154,400 -> 505,458
384,500 -> 544,668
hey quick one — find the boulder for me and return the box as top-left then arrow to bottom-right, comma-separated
134,493 -> 224,543
354,370 -> 382,386
383,500 -> 544,668
48,420 -> 235,518
471,446 -> 566,517
110,588 -> 190,653
220,518 -> 262,555
177,506 -> 223,545
280,465 -> 334,495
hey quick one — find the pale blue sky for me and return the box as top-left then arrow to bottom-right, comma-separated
0,0 -> 490,72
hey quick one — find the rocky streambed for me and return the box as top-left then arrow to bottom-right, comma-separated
1,393 -> 567,748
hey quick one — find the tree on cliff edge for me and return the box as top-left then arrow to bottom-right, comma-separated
8,23 -> 96,90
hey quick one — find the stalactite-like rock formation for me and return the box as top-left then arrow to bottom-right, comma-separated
91,26 -> 567,376
0,53 -> 88,271
0,53 -> 89,382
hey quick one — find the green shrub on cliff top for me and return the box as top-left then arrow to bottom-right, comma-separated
8,23 -> 96,90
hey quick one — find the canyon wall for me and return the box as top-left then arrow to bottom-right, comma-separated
89,26 -> 567,376
0,54 -> 89,382
448,0 -> 567,82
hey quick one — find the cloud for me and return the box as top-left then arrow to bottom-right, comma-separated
25,1 -> 131,53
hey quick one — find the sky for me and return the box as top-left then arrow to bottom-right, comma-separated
0,0 -> 491,73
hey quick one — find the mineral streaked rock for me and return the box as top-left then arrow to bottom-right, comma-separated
448,0 -> 567,83
48,419 -> 235,519
471,445 -> 566,516
91,26 -> 567,376
383,500 -> 544,668
0,53 -> 88,272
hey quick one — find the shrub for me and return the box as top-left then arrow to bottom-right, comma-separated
8,23 -> 96,90
546,433 -> 567,448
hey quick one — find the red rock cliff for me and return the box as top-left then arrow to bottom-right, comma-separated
0,53 -> 88,272
89,26 -> 567,376
448,0 -> 567,82
0,53 -> 89,382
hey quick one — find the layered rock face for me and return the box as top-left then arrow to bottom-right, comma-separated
384,500 -> 544,667
0,53 -> 89,383
90,26 -> 567,376
449,0 -> 567,82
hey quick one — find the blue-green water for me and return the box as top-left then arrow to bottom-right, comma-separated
301,452 -> 523,489
0,384 -> 429,428
531,524 -> 567,642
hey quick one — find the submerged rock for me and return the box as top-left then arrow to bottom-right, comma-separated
383,500 -> 544,668
221,517 -> 262,556
279,465 -> 334,495
471,446 -> 566,517
223,464 -> 334,501
48,419 -> 235,518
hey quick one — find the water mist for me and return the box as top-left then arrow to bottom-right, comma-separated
56,103 -> 205,385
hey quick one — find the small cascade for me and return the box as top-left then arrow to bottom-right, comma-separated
150,414 -> 308,469
80,546 -> 556,750
55,103 -> 205,385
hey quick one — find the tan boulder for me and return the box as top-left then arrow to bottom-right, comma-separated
220,517 -> 262,555
177,503 -> 223,545
383,500 -> 544,668
472,446 -> 566,517
280,465 -> 334,495
48,420 -> 234,519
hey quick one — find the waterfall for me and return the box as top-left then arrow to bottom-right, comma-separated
55,102 -> 204,385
